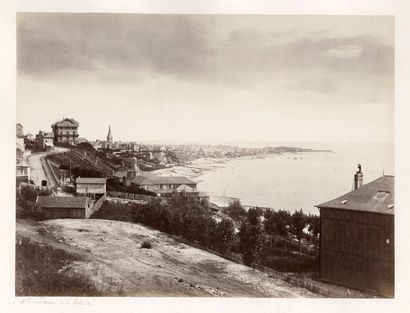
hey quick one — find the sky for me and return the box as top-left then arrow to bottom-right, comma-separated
17,14 -> 394,144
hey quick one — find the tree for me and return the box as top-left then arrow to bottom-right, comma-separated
290,209 -> 308,256
239,221 -> 265,267
264,210 -> 278,248
239,208 -> 265,267
307,214 -> 320,256
215,218 -> 236,254
275,210 -> 291,251
227,200 -> 247,222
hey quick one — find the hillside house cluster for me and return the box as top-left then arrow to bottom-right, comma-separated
317,166 -> 394,297
113,158 -> 200,198
16,123 -> 31,185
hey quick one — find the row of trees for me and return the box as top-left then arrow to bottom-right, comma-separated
227,200 -> 320,266
131,194 -> 236,254
97,195 -> 320,271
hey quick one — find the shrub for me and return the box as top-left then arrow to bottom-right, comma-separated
140,240 -> 152,249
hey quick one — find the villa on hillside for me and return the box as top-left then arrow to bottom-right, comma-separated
51,118 -> 79,145
129,175 -> 198,196
317,166 -> 394,297
36,131 -> 54,149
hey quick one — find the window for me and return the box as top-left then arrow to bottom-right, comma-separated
374,191 -> 389,201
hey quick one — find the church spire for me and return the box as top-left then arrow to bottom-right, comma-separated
107,124 -> 113,143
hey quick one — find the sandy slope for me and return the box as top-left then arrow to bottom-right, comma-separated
17,219 -> 319,297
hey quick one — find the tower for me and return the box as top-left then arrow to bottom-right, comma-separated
107,125 -> 113,143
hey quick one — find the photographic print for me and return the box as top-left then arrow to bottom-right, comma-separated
15,13 -> 394,298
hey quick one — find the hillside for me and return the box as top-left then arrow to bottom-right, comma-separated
16,219 -> 319,297
46,143 -> 115,178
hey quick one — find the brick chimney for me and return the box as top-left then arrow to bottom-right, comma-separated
354,164 -> 364,190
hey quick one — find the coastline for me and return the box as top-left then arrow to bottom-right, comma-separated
152,154 -> 273,181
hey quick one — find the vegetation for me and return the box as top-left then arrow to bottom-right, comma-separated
140,240 -> 152,249
93,195 -> 320,273
239,208 -> 265,266
16,185 -> 50,219
290,209 -> 308,256
16,237 -> 102,296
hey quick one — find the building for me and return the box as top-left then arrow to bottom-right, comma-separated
129,173 -> 197,197
316,168 -> 394,297
16,160 -> 30,185
51,118 -> 79,145
16,123 -> 24,138
36,196 -> 94,219
113,158 -> 143,186
75,177 -> 106,198
130,175 -> 197,194
36,131 -> 54,149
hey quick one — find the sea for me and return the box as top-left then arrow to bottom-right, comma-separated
195,142 -> 394,215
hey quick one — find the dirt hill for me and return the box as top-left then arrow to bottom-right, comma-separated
16,218 -> 319,297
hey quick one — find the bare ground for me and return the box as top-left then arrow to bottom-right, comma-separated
16,218 -> 319,297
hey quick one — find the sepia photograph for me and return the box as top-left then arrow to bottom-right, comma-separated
14,12 -> 394,299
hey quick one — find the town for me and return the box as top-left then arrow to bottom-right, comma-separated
16,118 -> 394,298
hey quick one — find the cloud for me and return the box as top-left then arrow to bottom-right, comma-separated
17,13 -> 394,105
325,45 -> 363,58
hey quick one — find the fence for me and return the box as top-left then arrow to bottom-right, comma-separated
107,191 -> 156,202
87,194 -> 106,218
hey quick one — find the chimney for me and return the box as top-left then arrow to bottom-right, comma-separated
354,164 -> 364,190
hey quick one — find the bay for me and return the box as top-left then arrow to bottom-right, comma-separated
195,142 -> 394,214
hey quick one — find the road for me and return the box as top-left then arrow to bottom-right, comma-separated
28,147 -> 70,187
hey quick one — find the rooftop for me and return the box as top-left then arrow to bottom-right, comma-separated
36,196 -> 88,209
39,131 -> 54,138
316,175 -> 394,215
150,176 -> 196,185
76,177 -> 107,184
53,118 -> 79,126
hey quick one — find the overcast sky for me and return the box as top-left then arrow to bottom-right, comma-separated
17,14 -> 394,144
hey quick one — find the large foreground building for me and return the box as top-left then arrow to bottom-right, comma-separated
317,169 -> 394,297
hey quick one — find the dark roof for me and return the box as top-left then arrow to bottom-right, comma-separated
54,118 -> 79,126
76,177 -> 106,184
130,176 -> 155,185
39,131 -> 54,138
36,196 -> 88,209
150,176 -> 196,185
316,176 -> 394,215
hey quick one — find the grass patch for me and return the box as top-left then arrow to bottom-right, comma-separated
15,237 -> 100,296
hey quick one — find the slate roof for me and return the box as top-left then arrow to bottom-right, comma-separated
76,177 -> 106,184
130,176 -> 155,185
54,118 -> 79,126
150,176 -> 196,185
316,175 -> 394,215
36,196 -> 88,209
39,131 -> 54,138
115,170 -> 196,186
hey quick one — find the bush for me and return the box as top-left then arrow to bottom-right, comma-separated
140,240 -> 152,249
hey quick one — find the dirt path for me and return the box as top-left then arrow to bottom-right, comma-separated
17,218 -> 319,297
